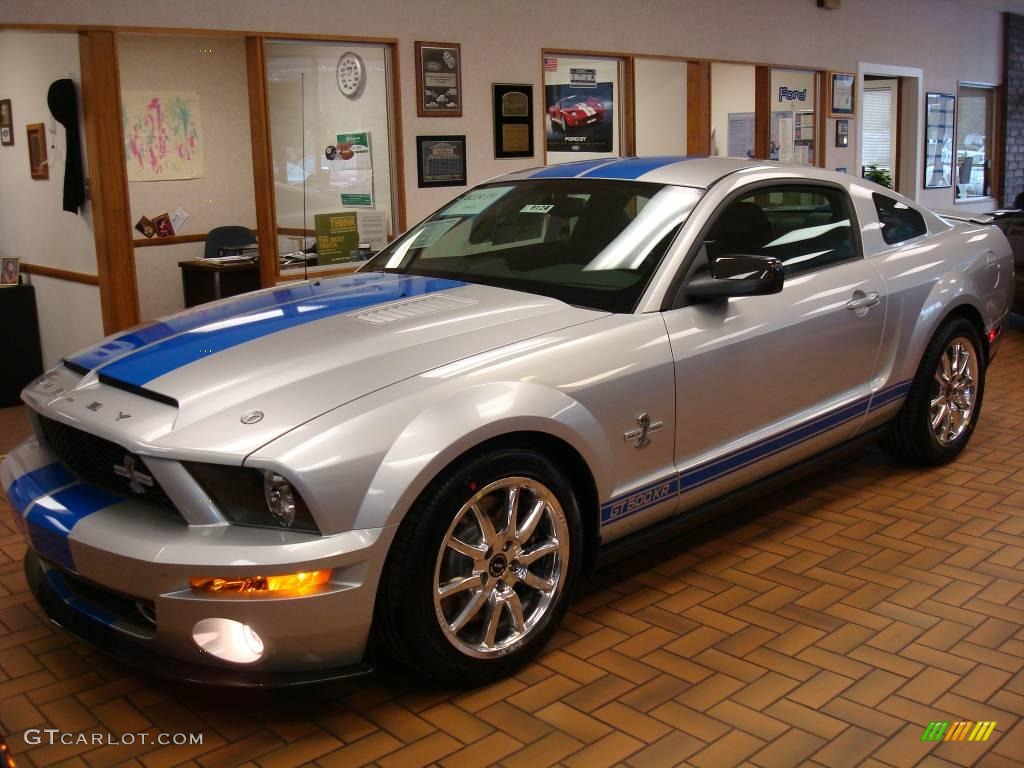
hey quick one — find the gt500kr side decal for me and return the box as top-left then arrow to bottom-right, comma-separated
601,380 -> 911,525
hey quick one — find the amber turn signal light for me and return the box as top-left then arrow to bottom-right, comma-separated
189,570 -> 331,595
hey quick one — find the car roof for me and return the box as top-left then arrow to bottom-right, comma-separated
496,156 -> 777,188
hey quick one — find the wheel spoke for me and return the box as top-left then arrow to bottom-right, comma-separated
517,499 -> 546,543
955,345 -> 970,376
438,574 -> 481,599
507,592 -> 527,634
518,568 -> 555,593
518,539 -> 559,565
471,503 -> 497,545
483,595 -> 503,647
942,409 -> 953,441
448,537 -> 486,560
931,402 -> 948,431
449,588 -> 487,634
941,351 -> 952,382
504,486 -> 520,538
930,395 -> 945,410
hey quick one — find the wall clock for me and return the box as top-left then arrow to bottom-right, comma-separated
336,51 -> 365,99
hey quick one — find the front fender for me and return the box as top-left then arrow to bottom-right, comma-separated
353,381 -> 613,531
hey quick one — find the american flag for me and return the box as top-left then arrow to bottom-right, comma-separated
543,56 -> 558,71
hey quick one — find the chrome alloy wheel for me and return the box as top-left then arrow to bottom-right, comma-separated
930,335 -> 979,446
433,477 -> 569,658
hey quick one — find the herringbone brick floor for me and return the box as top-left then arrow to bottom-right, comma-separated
2,319 -> 1024,768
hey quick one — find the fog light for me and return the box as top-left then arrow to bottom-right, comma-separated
192,618 -> 265,663
189,569 -> 331,595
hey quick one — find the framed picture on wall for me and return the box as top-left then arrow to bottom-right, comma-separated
924,92 -> 955,189
492,83 -> 534,158
416,135 -> 467,187
1,257 -> 20,286
26,123 -> 48,180
828,71 -> 857,117
415,41 -> 462,117
0,99 -> 12,146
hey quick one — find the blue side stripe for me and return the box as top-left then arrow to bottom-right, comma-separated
601,381 -> 911,525
580,156 -> 694,180
26,484 -> 123,571
5,462 -> 75,514
679,396 -> 870,493
529,159 -> 621,178
98,275 -> 465,388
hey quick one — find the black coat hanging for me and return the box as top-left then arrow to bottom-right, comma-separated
47,78 -> 86,214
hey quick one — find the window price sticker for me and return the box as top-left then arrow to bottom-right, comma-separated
520,204 -> 554,214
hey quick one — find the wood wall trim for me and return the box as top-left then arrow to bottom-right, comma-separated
390,43 -> 407,233
277,265 -> 361,281
754,66 -> 770,160
1,23 -> 399,45
624,57 -> 636,157
687,61 -> 711,155
20,263 -> 99,286
816,72 -> 828,168
79,30 -> 139,334
245,36 -> 280,289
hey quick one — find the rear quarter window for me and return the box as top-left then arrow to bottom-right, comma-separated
873,193 -> 927,245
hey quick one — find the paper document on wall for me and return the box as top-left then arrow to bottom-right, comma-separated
331,131 -> 374,207
123,91 -> 204,181
727,112 -> 755,159
778,117 -> 795,164
357,210 -> 389,251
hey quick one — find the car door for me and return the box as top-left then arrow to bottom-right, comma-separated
660,180 -> 887,513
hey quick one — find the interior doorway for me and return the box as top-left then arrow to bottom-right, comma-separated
858,63 -> 922,200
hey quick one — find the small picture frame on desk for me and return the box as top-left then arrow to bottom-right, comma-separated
1,257 -> 20,286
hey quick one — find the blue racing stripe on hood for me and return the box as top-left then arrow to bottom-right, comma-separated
67,281 -> 331,372
580,156 -> 693,180
99,274 -> 465,387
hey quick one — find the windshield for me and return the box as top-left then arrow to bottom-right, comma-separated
362,179 -> 703,312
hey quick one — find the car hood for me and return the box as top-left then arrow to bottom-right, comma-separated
56,272 -> 605,459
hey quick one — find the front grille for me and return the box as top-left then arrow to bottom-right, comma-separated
47,564 -> 157,639
37,415 -> 177,512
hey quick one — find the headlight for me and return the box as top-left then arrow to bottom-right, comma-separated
185,463 -> 320,533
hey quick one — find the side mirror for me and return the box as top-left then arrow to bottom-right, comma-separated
684,254 -> 785,299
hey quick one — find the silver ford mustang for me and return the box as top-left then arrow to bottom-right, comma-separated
1,157 -> 1014,686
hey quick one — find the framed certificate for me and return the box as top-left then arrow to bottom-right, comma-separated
492,84 -> 534,158
416,135 -> 467,187
416,41 -> 462,117
828,71 -> 857,118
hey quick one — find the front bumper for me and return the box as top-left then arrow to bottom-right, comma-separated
2,437 -> 396,685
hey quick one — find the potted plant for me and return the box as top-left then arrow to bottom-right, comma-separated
863,163 -> 894,189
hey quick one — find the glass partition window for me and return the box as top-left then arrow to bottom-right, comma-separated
770,68 -> 817,166
266,40 -> 398,276
955,84 -> 995,200
710,63 -> 756,158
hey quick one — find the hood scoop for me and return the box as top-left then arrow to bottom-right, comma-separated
354,293 -> 477,324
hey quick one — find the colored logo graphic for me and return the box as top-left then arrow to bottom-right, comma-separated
921,721 -> 997,742
0,733 -> 16,768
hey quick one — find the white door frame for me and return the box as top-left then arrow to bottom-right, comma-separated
857,62 -> 924,201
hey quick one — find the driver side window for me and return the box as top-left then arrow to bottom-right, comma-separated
703,185 -> 859,277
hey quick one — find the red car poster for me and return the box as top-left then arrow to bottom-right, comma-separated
545,80 -> 614,153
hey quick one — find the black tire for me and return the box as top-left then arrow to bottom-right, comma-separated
882,316 -> 986,465
374,446 -> 583,686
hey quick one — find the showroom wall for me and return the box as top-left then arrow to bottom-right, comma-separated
0,0 -> 1004,222
0,31 -> 104,367
117,35 -> 257,318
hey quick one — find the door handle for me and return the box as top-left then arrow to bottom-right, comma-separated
846,291 -> 880,311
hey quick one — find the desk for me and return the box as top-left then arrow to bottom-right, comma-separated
178,259 -> 261,308
0,284 -> 44,406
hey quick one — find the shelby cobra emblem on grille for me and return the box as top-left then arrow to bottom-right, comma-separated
624,413 -> 664,449
113,454 -> 155,495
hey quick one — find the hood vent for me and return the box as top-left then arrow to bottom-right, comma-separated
354,293 -> 477,324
